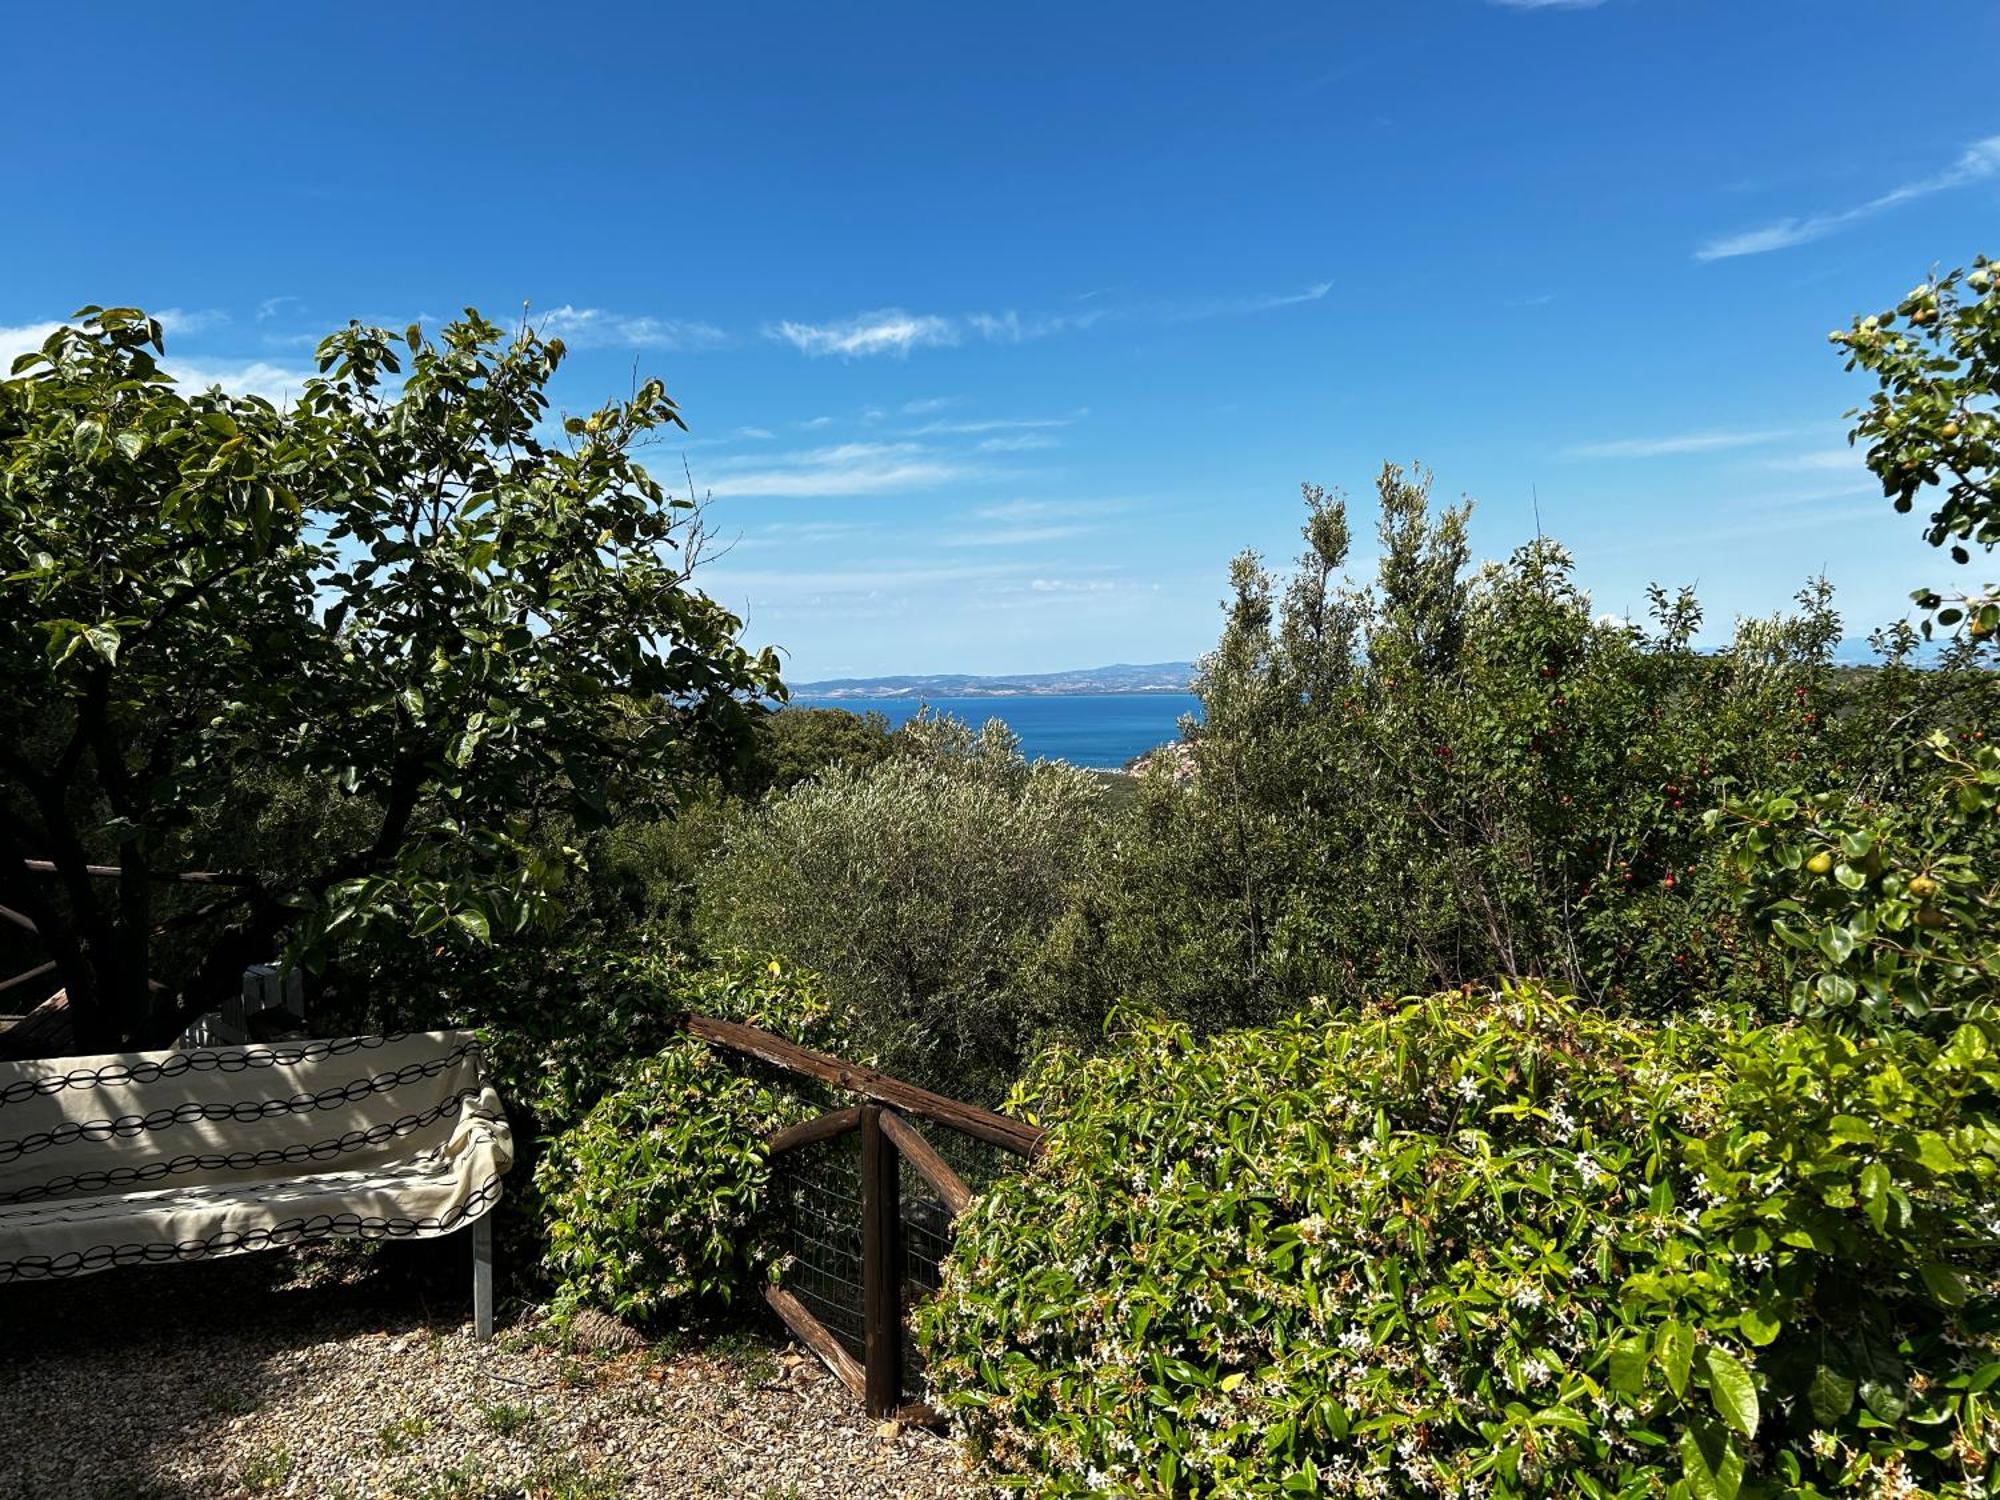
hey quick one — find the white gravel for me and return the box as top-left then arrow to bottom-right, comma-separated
0,1241 -> 984,1500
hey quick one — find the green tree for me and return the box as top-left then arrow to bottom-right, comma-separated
1833,255 -> 1999,641
1091,466 -> 1891,1031
743,705 -> 896,797
704,711 -> 1105,1101
0,307 -> 778,1052
1709,255 -> 2000,1036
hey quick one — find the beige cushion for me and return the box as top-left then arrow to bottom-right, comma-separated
0,1032 -> 510,1283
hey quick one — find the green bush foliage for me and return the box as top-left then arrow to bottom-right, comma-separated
918,987 -> 2000,1497
1059,467 -> 2000,1035
704,710 -> 1107,1102
743,705 -> 898,797
1712,731 -> 2000,1029
533,955 -> 844,1324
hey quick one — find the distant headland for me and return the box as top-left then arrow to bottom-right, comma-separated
791,661 -> 1196,700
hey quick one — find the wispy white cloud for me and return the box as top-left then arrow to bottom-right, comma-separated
767,310 -> 959,359
675,424 -> 780,451
1697,135 -> 2000,261
1598,503 -> 1887,555
1762,448 -> 1866,473
1564,427 -> 1800,459
536,305 -> 730,350
1488,0 -> 1606,9
256,295 -> 302,322
966,308 -> 1108,343
756,519 -> 882,543
977,433 -> 1061,453
1163,281 -> 1333,321
901,396 -> 959,415
1750,483 -> 1881,509
973,497 -> 1135,522
699,441 -> 973,498
799,415 -> 835,430
971,282 -> 1329,339
770,279 -> 1329,358
944,523 -> 1096,548
154,307 -> 230,335
906,413 -> 1085,437
1028,577 -> 1121,593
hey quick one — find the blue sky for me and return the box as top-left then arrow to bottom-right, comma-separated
4,2 -> 1996,680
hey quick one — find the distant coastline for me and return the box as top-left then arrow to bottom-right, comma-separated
791,660 -> 1195,701
787,689 -> 1200,770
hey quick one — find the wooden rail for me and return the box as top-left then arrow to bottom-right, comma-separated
681,1013 -> 1045,1157
879,1108 -> 971,1216
700,1014 -> 1044,1421
765,1106 -> 862,1158
764,1283 -> 865,1398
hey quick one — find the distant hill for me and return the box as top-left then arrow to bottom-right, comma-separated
791,661 -> 1196,700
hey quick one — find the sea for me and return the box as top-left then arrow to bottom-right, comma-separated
790,692 -> 1201,770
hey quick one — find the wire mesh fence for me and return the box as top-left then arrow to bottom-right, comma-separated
771,1135 -> 868,1364
768,1116 -> 1017,1403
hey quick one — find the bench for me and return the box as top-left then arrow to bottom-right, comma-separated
0,1031 -> 512,1337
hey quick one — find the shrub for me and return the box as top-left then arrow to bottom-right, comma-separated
1712,730 -> 2000,1030
918,986 -> 2000,1497
704,710 -> 1107,1103
1080,468 -> 1997,1039
531,954 -> 846,1323
743,704 -> 898,796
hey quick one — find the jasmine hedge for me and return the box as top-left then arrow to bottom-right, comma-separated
916,986 -> 2000,1497
534,956 -> 846,1323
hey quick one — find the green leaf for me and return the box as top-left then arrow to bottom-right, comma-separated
81,623 -> 121,665
1608,1333 -> 1649,1394
1858,1161 -> 1890,1231
1919,1262 -> 1968,1306
1737,1305 -> 1780,1346
1679,1418 -> 1744,1500
1859,1377 -> 1908,1424
72,419 -> 106,460
453,907 -> 492,942
1700,1346 -> 1759,1438
1909,1131 -> 1960,1173
1658,1320 -> 1694,1398
1806,1364 -> 1856,1426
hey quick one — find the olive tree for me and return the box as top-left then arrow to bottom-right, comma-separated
0,307 -> 778,1053
703,713 -> 1105,1102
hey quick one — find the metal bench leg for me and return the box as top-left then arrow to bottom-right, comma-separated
472,1214 -> 495,1342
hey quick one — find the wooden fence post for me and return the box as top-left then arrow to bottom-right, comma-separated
859,1102 -> 902,1418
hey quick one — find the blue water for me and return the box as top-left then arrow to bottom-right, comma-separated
791,692 -> 1201,770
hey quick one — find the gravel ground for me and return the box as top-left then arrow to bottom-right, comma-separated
0,1240 -> 984,1500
